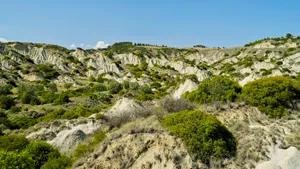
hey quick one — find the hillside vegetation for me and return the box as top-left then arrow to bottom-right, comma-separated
1,35 -> 300,168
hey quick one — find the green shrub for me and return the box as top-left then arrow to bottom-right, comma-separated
40,109 -> 66,122
62,105 -> 95,119
0,84 -> 12,95
93,131 -> 106,144
19,89 -> 41,105
12,116 -> 38,129
161,110 -> 237,164
0,95 -> 15,110
37,64 -> 59,79
10,106 -> 21,113
74,143 -> 91,158
25,141 -> 60,168
53,92 -> 69,105
184,76 -> 241,104
41,156 -> 72,169
0,150 -> 34,169
0,135 -> 29,152
46,83 -> 58,92
95,93 -> 111,103
89,75 -> 96,82
108,80 -> 123,94
0,111 -> 16,129
242,76 -> 300,118
93,83 -> 107,92
64,83 -> 73,89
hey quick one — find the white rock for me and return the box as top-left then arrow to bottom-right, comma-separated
256,146 -> 300,169
173,79 -> 198,99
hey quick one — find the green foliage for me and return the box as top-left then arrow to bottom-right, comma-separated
10,106 -> 21,113
0,150 -> 34,169
237,56 -> 254,67
0,84 -> 12,95
20,91 -> 41,105
161,110 -> 237,164
25,141 -> 60,168
108,80 -> 123,94
0,111 -> 16,129
39,109 -> 66,122
62,105 -> 95,119
0,135 -> 29,152
74,130 -> 106,158
0,95 -> 15,109
53,92 -> 69,105
37,64 -> 59,79
89,75 -> 96,82
46,83 -> 58,92
184,76 -> 241,104
242,76 -> 300,118
18,83 -> 43,105
93,131 -> 107,144
64,83 -> 73,89
92,83 -> 107,92
12,116 -> 38,129
74,143 -> 91,158
286,33 -> 293,39
41,156 -> 72,169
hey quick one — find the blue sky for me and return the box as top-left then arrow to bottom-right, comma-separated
0,0 -> 299,48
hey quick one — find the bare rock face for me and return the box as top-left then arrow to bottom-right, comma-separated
74,132 -> 205,169
256,147 -> 300,169
173,79 -> 198,99
49,129 -> 86,152
106,97 -> 148,119
254,41 -> 276,49
27,117 -> 105,152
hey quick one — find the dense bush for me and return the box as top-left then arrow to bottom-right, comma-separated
46,83 -> 58,92
53,93 -> 69,105
0,111 -> 16,129
242,76 -> 300,118
0,138 -> 68,169
0,135 -> 29,152
42,92 -> 69,105
0,95 -> 15,110
10,106 -> 21,113
0,84 -> 12,95
0,150 -> 34,169
184,76 -> 241,104
20,91 -> 41,105
12,116 -> 38,129
25,141 -> 60,168
62,105 -> 95,119
37,64 -> 59,79
108,80 -> 123,94
161,110 -> 237,164
41,156 -> 72,169
40,108 -> 66,122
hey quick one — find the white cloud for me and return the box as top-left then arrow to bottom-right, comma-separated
94,41 -> 109,49
80,44 -> 84,47
0,38 -> 8,42
69,44 -> 77,49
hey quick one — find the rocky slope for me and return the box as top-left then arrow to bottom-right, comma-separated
2,38 -> 300,169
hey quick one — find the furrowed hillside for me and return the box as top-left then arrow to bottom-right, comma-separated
1,35 -> 300,169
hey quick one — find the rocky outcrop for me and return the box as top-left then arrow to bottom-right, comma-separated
256,147 -> 300,169
49,129 -> 86,152
173,79 -> 198,98
27,117 -> 105,152
106,98 -> 148,119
